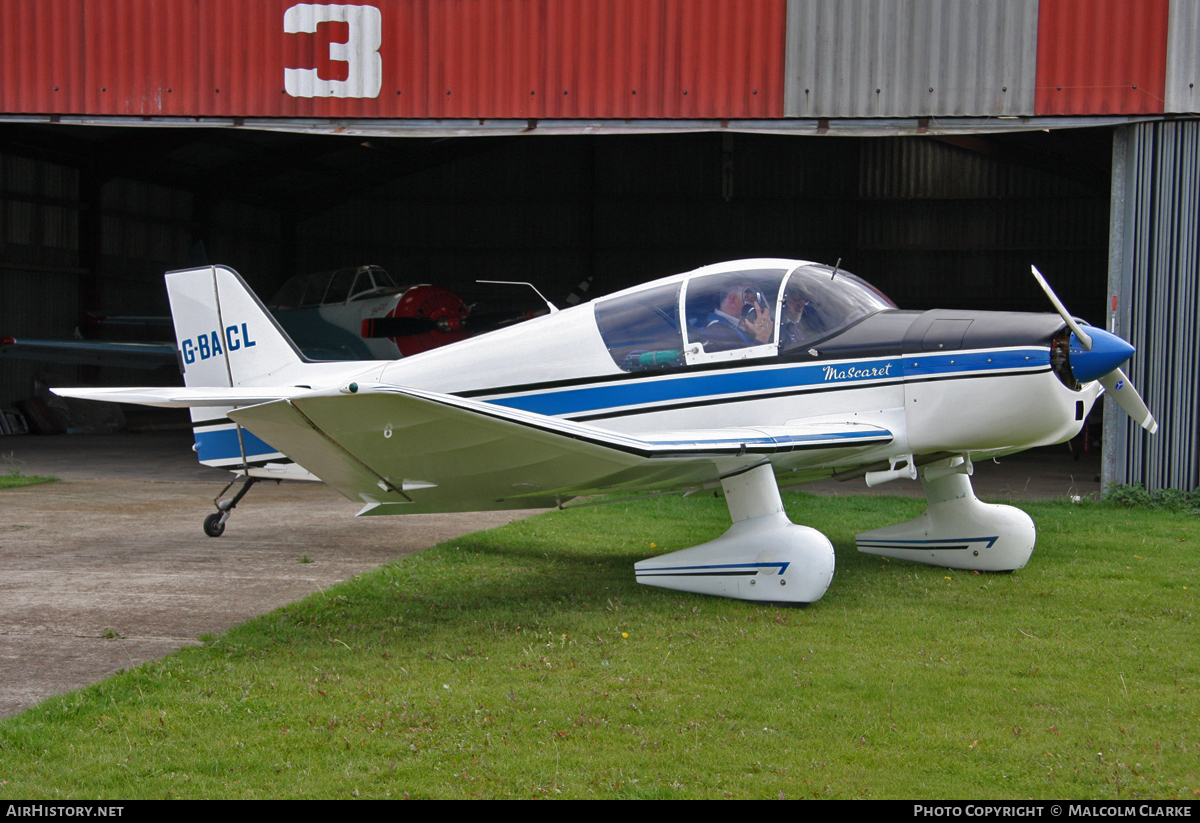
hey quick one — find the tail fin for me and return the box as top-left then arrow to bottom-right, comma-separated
167,265 -> 307,388
167,266 -> 312,475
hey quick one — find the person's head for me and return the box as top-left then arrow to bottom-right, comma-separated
784,285 -> 810,321
717,281 -> 749,317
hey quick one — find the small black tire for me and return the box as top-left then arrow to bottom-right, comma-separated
203,512 -> 226,538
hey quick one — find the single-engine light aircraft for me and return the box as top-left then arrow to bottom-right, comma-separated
55,260 -> 1156,604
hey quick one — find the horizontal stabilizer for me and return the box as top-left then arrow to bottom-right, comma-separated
227,383 -> 892,515
51,386 -> 309,408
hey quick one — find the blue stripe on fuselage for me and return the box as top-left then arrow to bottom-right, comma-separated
483,349 -> 1046,417
902,348 -> 1046,378
487,357 -> 901,416
194,426 -> 281,463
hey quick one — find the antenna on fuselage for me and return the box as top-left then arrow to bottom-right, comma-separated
477,280 -> 559,314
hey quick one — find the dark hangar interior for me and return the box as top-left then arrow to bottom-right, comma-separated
0,122 -> 1115,406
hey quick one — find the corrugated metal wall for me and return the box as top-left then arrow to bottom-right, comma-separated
288,132 -> 1109,321
0,146 -> 290,406
1166,0 -> 1200,113
295,134 -> 855,296
783,0 -> 1190,119
855,136 -> 1108,314
99,179 -> 192,311
0,0 -> 785,120
4,0 -> 1197,121
784,0 -> 1039,117
1104,121 -> 1200,491
1034,0 -> 1169,115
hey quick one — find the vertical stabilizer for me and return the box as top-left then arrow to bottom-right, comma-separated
164,265 -> 305,473
166,265 -> 306,388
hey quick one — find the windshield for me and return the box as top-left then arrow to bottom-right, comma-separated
778,265 -> 896,352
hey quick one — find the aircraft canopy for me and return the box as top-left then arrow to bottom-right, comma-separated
594,263 -> 896,372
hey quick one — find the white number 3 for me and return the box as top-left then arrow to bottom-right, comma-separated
284,4 -> 383,99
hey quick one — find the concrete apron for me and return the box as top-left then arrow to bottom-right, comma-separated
0,479 -> 535,717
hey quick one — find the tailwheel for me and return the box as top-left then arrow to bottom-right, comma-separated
203,475 -> 261,537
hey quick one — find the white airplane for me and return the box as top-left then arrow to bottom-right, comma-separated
55,259 -> 1157,605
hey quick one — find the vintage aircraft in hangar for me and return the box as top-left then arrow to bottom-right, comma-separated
264,264 -> 538,360
0,264 -> 543,369
53,259 -> 1157,604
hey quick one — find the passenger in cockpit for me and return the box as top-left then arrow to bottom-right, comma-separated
781,283 -> 827,348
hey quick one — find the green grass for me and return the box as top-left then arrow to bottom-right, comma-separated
1,452 -> 55,489
0,474 -> 55,489
1,493 -> 1196,799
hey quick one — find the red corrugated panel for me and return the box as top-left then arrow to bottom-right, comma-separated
0,0 -> 784,119
1035,0 -> 1169,115
0,0 -> 85,114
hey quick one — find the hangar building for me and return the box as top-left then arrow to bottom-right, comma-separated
0,0 -> 1196,490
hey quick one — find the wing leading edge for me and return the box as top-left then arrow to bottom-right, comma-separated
227,384 -> 894,515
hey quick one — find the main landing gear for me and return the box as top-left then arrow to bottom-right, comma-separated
855,457 -> 1036,571
634,464 -> 836,604
203,475 -> 262,537
632,455 -> 1037,604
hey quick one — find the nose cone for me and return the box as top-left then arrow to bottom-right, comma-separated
1069,327 -> 1135,383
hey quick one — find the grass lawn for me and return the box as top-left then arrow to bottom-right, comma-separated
0,492 -> 1196,799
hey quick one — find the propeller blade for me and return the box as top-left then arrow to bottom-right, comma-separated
361,316 -> 440,338
1099,368 -> 1158,433
1031,265 -> 1093,351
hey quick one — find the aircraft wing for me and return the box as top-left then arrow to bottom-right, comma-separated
227,384 -> 894,515
0,338 -> 177,370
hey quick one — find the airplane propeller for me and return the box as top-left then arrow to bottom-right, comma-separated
1031,265 -> 1158,433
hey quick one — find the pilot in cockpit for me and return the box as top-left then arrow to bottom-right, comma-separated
698,281 -> 773,352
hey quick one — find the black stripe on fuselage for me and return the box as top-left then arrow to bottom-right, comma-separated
193,417 -> 235,429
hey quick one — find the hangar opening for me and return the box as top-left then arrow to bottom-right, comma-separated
0,123 -> 1115,374
1,0 -> 1196,490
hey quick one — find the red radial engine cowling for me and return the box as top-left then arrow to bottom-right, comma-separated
388,285 -> 469,357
